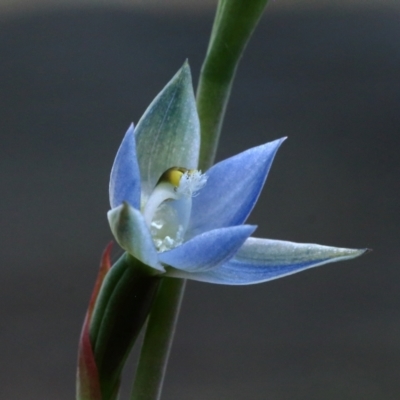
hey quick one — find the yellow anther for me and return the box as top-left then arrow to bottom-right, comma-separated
159,167 -> 188,187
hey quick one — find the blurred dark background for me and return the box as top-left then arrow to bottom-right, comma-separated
0,1 -> 399,399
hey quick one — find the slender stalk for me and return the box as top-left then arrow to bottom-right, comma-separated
130,278 -> 186,400
197,0 -> 269,170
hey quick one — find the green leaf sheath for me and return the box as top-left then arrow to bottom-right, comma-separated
76,245 -> 111,400
130,278 -> 186,400
89,254 -> 161,400
89,254 -> 127,349
197,0 -> 269,170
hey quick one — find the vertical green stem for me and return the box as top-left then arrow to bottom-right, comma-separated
130,278 -> 186,400
197,0 -> 269,170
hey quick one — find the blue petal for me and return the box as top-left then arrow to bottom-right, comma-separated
186,139 -> 285,239
167,237 -> 368,284
160,225 -> 256,273
107,203 -> 164,271
109,124 -> 141,209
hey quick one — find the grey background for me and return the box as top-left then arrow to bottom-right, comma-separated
0,2 -> 399,399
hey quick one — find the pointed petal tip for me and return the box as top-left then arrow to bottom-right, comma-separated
176,60 -> 192,84
110,201 -> 136,223
168,60 -> 192,90
264,136 -> 286,157
266,136 -> 286,151
121,200 -> 131,210
123,123 -> 135,138
113,201 -> 133,219
250,137 -> 286,165
181,58 -> 191,71
337,246 -> 370,259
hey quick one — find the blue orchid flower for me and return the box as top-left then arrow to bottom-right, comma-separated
107,64 -> 366,285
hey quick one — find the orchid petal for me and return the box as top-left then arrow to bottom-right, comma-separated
135,62 -> 200,201
167,237 -> 368,284
109,124 -> 141,209
161,225 -> 256,273
187,139 -> 285,238
107,203 -> 164,271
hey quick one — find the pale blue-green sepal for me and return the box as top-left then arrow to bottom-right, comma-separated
107,203 -> 164,272
167,237 -> 368,284
160,225 -> 256,273
135,62 -> 200,202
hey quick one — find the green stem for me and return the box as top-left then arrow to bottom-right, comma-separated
197,0 -> 269,170
130,278 -> 186,400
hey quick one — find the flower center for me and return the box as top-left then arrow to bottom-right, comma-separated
142,167 -> 207,252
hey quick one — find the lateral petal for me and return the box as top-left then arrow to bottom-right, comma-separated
167,237 -> 368,284
187,139 -> 285,238
107,203 -> 164,271
109,124 -> 141,209
161,225 -> 256,272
